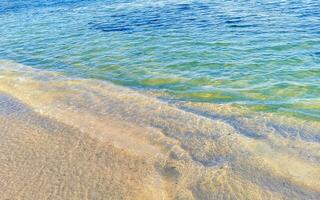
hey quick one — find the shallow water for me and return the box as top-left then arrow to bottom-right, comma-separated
0,0 -> 320,199
0,60 -> 320,199
0,0 -> 319,120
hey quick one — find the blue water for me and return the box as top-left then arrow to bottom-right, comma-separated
0,0 -> 319,120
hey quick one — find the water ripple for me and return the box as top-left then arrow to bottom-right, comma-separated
0,0 -> 319,120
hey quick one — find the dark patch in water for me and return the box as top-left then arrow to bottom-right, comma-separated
225,20 -> 242,24
314,52 -> 320,57
89,2 -> 212,33
177,4 -> 191,11
228,24 -> 258,28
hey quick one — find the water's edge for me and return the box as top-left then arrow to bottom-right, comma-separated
0,60 -> 320,199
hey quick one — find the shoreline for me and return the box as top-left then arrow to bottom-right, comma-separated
0,60 -> 320,199
0,93 -> 168,199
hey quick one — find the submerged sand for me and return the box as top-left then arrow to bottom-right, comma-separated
0,60 -> 320,200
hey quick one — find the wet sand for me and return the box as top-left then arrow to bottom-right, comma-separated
0,94 -> 167,199
0,60 -> 320,199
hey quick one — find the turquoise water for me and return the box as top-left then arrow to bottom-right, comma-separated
0,0 -> 319,120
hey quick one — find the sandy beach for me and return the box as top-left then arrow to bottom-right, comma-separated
0,61 -> 320,199
1,0 -> 320,199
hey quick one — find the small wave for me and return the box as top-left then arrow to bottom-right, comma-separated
0,60 -> 320,199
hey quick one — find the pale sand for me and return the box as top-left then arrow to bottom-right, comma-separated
0,60 -> 320,199
0,94 -> 168,199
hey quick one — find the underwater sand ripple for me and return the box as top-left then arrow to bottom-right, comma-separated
0,60 -> 320,199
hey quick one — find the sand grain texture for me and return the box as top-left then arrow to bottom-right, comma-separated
0,60 -> 319,200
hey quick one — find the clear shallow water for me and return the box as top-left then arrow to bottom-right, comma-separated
0,0 -> 320,120
0,1 -> 320,197
1,60 -> 320,199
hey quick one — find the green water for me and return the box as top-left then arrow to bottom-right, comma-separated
0,0 -> 319,120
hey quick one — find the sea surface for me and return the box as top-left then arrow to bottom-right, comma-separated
0,0 -> 320,199
0,0 -> 319,120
